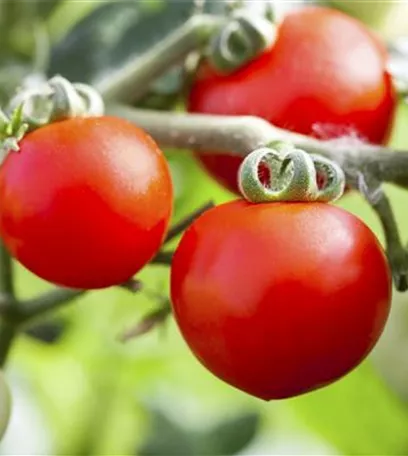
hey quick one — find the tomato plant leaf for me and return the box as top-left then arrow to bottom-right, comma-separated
195,412 -> 261,455
290,363 -> 408,455
49,0 -> 227,86
138,408 -> 260,456
35,0 -> 63,19
138,409 -> 195,456
25,319 -> 67,345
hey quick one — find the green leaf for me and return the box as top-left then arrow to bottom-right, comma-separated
196,412 -> 261,455
138,409 -> 260,456
372,292 -> 408,403
138,409 -> 195,456
290,362 -> 408,455
0,371 -> 11,441
25,318 -> 67,345
49,1 -> 194,84
49,0 -> 230,101
35,0 -> 63,19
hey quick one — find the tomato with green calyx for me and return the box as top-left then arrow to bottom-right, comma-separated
170,201 -> 392,400
0,371 -> 11,440
188,7 -> 396,194
0,116 -> 173,289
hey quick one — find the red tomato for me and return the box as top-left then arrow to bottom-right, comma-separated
188,7 -> 396,194
171,201 -> 392,400
0,116 -> 173,289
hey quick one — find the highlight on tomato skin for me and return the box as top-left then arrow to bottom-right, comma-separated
188,6 -> 397,195
0,116 -> 173,290
170,200 -> 392,400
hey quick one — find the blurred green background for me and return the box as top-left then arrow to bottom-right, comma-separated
2,1 -> 408,455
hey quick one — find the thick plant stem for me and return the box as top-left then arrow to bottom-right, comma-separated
0,242 -> 15,367
17,289 -> 85,323
98,14 -> 223,103
108,105 -> 408,290
0,243 -> 13,299
367,190 -> 408,292
107,105 -> 408,190
152,251 -> 174,266
0,320 -> 15,367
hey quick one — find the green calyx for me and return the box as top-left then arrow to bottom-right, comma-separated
0,104 -> 28,157
0,76 -> 104,158
209,10 -> 277,74
238,143 -> 346,204
0,75 -> 105,159
7,75 -> 105,131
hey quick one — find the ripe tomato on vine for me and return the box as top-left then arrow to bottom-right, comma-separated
170,200 -> 392,399
0,116 -> 173,289
188,7 -> 397,194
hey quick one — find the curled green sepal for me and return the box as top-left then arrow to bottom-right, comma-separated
6,75 -> 105,131
48,75 -> 88,121
310,154 -> 345,202
209,10 -> 276,74
238,145 -> 346,204
73,83 -> 105,117
48,76 -> 105,122
238,145 -> 318,202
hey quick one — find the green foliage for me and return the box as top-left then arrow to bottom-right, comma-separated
290,363 -> 408,455
139,409 -> 260,455
198,412 -> 261,455
0,371 -> 11,441
49,1 -> 200,84
1,2 -> 408,456
34,0 -> 63,20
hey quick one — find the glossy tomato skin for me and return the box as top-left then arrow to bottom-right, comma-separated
171,201 -> 392,400
0,116 -> 173,289
188,7 -> 397,194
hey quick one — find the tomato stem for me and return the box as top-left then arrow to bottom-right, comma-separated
16,289 -> 85,323
97,14 -> 224,104
358,175 -> 408,291
118,305 -> 171,343
151,251 -> 174,266
0,322 -> 15,368
108,105 -> 408,290
165,200 -> 214,243
107,105 -> 408,189
0,242 -> 15,367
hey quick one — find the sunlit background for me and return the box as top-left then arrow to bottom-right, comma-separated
2,1 -> 408,454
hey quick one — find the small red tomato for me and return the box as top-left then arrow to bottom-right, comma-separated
188,7 -> 396,194
0,116 -> 173,289
171,201 -> 391,400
